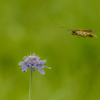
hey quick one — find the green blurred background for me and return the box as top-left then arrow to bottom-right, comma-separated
0,0 -> 100,100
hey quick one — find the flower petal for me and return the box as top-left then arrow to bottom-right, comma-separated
21,65 -> 28,72
38,60 -> 46,64
29,67 -> 35,72
39,65 -> 51,69
38,64 -> 45,68
45,66 -> 51,69
37,68 -> 45,74
18,61 -> 25,66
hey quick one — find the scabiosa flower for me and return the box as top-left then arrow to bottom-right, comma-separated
18,53 -> 51,74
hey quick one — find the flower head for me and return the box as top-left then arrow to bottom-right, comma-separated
18,53 -> 51,74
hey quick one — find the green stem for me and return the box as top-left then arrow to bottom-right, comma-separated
28,70 -> 32,100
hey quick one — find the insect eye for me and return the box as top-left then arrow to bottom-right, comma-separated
72,32 -> 75,35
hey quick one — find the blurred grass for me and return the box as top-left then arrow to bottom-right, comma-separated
0,0 -> 100,100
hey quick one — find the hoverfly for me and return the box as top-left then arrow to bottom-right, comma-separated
62,27 -> 97,38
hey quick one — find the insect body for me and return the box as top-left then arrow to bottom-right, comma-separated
62,27 -> 97,38
72,29 -> 97,38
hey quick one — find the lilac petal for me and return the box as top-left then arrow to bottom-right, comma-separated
37,68 -> 45,74
18,61 -> 25,66
21,65 -> 28,72
29,63 -> 35,67
39,65 -> 51,69
38,64 -> 45,68
44,66 -> 51,69
29,67 -> 35,72
38,60 -> 46,64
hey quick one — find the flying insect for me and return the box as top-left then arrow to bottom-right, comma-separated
62,27 -> 97,38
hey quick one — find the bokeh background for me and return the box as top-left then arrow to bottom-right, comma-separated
0,0 -> 100,100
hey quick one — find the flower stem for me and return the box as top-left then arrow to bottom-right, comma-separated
28,70 -> 32,100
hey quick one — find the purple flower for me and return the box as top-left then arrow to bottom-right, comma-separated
18,53 -> 51,74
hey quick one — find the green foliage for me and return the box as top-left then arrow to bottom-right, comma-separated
0,0 -> 100,100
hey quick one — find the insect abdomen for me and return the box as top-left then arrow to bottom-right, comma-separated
88,34 -> 97,38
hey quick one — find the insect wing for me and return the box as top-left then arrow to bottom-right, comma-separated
83,29 -> 93,32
